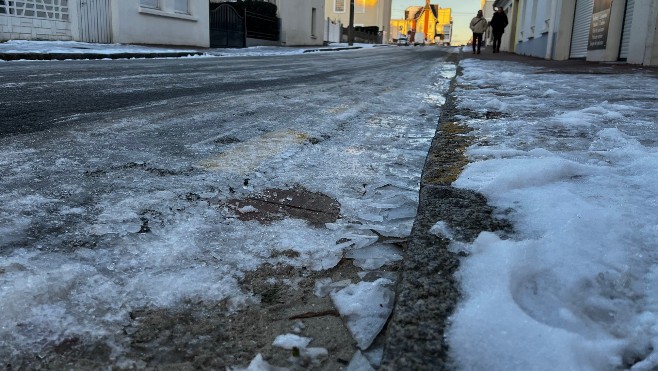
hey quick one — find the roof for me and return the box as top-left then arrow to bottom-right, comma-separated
405,4 -> 441,20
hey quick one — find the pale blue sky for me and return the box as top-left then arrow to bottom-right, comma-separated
391,0 -> 483,44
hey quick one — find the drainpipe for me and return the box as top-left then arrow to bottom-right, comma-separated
545,0 -> 559,60
348,0 -> 355,45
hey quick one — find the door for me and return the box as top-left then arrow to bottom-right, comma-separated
79,0 -> 112,43
619,0 -> 634,59
209,4 -> 246,48
569,0 -> 594,58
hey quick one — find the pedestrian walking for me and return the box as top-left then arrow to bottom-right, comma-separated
470,10 -> 488,54
489,7 -> 509,53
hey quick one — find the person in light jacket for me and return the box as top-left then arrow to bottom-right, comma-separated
489,7 -> 509,53
469,10 -> 488,54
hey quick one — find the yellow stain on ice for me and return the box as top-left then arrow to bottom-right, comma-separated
325,104 -> 350,114
198,130 -> 308,175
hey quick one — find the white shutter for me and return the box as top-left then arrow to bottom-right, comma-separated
619,0 -> 634,59
570,0 -> 594,58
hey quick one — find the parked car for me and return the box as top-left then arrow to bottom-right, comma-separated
397,36 -> 409,46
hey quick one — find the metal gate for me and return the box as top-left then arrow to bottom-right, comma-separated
619,0 -> 634,59
210,4 -> 246,48
570,0 -> 594,58
79,0 -> 112,43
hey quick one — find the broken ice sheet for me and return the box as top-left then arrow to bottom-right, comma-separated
345,243 -> 403,270
330,278 -> 395,349
336,233 -> 379,250
346,350 -> 375,371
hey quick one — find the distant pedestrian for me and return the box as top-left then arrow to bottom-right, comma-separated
469,10 -> 488,54
489,7 -> 509,53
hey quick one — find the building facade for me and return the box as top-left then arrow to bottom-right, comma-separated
493,0 -> 658,66
325,0 -> 393,41
0,0 -> 209,47
276,0 -> 325,46
390,1 -> 452,44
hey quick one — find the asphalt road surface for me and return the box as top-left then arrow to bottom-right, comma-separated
1,47 -> 450,136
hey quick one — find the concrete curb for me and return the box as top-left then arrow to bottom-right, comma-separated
380,51 -> 513,370
302,46 -> 363,53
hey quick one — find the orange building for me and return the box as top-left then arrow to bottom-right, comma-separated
390,0 -> 452,45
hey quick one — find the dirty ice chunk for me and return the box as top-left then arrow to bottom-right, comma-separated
363,345 -> 384,368
237,205 -> 258,213
345,244 -> 403,270
330,278 -> 395,349
298,347 -> 329,366
233,353 -> 288,371
314,278 -> 352,298
272,333 -> 312,350
429,221 -> 455,240
346,350 -> 375,371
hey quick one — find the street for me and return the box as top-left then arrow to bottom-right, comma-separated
0,46 -> 457,368
1,47 -> 445,135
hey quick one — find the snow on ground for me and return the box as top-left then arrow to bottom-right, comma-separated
0,40 -> 377,60
445,59 -> 658,370
0,40 -> 201,54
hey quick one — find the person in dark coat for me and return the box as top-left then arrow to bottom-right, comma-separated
489,7 -> 509,53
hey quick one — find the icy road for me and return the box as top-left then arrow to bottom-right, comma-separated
0,47 -> 457,368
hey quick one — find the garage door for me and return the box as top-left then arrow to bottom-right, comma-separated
570,0 -> 594,58
619,0 -> 634,59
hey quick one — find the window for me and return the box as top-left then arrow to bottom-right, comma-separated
174,0 -> 188,14
334,0 -> 345,13
311,7 -> 317,37
140,0 -> 158,9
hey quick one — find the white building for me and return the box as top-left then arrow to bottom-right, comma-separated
276,0 -> 325,46
493,0 -> 658,66
1,0 -> 325,48
0,0 -> 210,47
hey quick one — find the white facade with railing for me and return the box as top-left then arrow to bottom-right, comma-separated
0,0 -> 209,47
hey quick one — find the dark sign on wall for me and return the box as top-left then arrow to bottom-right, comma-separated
588,0 -> 612,50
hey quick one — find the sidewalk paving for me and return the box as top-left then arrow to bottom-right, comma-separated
467,47 -> 658,76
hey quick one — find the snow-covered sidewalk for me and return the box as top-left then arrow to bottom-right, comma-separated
0,40 -> 377,61
444,58 -> 658,370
